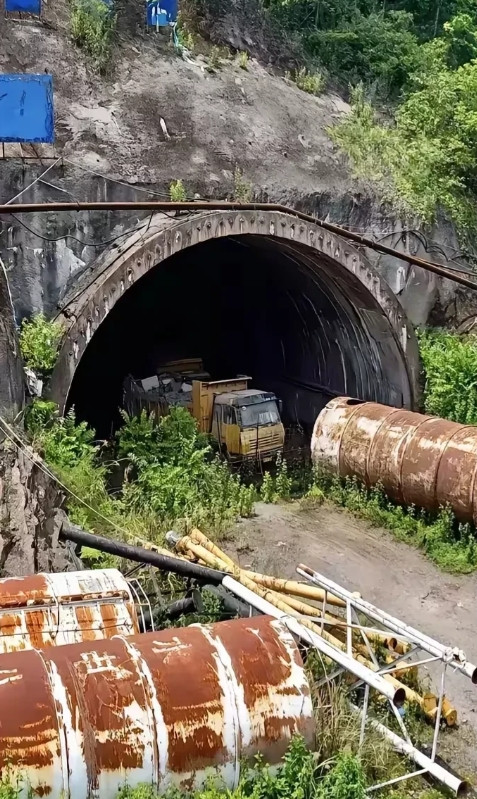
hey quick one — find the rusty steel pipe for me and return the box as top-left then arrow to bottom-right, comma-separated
0,615 -> 315,799
312,396 -> 477,525
0,569 -> 139,653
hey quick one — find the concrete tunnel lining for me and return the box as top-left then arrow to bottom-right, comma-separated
50,210 -> 420,436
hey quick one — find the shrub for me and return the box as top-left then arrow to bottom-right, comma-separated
238,50 -> 249,69
316,753 -> 366,799
289,66 -> 325,95
118,408 -> 256,534
418,328 -> 477,424
169,179 -> 187,202
19,313 -> 62,377
233,168 -> 253,202
71,0 -> 116,72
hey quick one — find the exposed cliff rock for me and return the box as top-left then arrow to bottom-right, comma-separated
0,267 -> 69,576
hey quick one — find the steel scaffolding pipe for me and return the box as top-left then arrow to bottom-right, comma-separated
312,396 -> 477,526
351,708 -> 467,796
222,576 -> 405,707
297,564 -> 477,684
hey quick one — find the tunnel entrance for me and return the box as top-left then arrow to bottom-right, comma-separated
66,231 -> 416,439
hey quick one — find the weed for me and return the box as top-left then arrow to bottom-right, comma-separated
275,456 -> 292,500
71,0 -> 116,72
175,13 -> 195,52
418,328 -> 477,425
288,67 -> 325,95
32,404 -> 256,547
208,45 -> 222,70
233,168 -> 253,202
24,399 -> 57,436
238,50 -> 249,69
19,313 -> 62,377
169,179 -> 187,202
313,470 -> 477,573
261,471 -> 278,503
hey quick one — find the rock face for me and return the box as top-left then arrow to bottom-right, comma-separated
0,266 -> 69,577
0,444 -> 70,576
0,262 -> 24,421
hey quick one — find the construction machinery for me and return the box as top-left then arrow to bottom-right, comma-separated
123,358 -> 285,463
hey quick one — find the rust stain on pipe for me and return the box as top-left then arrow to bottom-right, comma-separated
0,616 -> 314,799
312,397 -> 477,522
0,569 -> 139,653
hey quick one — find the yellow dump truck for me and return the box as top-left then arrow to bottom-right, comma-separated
123,361 -> 285,464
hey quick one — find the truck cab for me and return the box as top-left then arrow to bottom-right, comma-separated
211,389 -> 284,463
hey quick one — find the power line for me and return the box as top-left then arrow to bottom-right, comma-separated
9,213 -> 138,248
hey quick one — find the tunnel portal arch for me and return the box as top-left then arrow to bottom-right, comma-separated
50,210 -> 420,434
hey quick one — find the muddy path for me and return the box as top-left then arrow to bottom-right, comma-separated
228,502 -> 477,781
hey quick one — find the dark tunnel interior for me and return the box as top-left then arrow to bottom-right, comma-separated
67,234 -> 412,439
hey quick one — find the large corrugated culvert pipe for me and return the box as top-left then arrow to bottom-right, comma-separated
0,615 -> 315,799
312,396 -> 477,522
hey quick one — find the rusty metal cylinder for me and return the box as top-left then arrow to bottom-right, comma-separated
312,396 -> 477,522
0,615 -> 315,799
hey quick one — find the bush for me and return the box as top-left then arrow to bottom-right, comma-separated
71,0 -> 116,72
19,313 -> 62,377
119,408 -> 255,533
316,754 -> 366,799
418,328 -> 477,424
169,180 -> 187,202
289,66 -> 325,94
330,37 -> 477,230
233,168 -> 253,202
307,11 -> 418,95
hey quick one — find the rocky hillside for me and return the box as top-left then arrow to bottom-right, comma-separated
0,1 -> 353,199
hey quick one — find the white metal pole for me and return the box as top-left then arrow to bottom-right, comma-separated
222,576 -> 405,707
351,707 -> 467,796
297,565 -> 477,683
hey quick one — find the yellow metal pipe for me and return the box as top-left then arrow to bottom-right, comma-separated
242,571 -> 346,608
173,534 -> 456,725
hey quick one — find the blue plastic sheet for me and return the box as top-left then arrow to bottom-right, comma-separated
0,74 -> 54,143
147,0 -> 177,27
5,0 -> 41,14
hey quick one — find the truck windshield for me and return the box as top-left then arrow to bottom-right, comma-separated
239,400 -> 280,428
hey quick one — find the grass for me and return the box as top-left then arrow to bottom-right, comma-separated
286,67 -> 325,95
259,459 -> 477,574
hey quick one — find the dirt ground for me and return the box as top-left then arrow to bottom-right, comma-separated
229,501 -> 477,785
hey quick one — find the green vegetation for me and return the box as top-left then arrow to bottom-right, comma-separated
238,50 -> 249,69
233,168 -> 253,202
28,404 -> 255,546
287,66 -> 324,94
115,737 -> 369,799
169,179 -> 187,202
19,313 -> 62,377
71,0 -> 116,72
256,0 -> 477,230
314,472 -> 477,573
418,328 -> 477,423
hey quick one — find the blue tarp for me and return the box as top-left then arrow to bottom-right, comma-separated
147,0 -> 177,27
5,0 -> 41,14
0,74 -> 54,143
